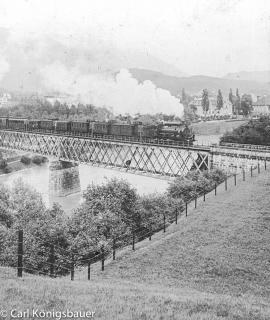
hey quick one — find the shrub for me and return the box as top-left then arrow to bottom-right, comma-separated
168,169 -> 226,201
203,168 -> 227,184
2,166 -> 12,174
137,194 -> 184,232
0,159 -> 7,169
220,116 -> 270,145
20,155 -> 31,165
0,180 -> 70,275
32,155 -> 47,165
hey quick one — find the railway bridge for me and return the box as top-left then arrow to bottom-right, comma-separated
0,129 -> 270,196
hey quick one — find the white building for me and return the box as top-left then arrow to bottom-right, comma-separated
0,93 -> 12,107
252,96 -> 270,115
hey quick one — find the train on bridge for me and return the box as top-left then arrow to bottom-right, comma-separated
0,117 -> 195,145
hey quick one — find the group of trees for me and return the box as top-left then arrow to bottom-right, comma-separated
229,89 -> 253,116
0,168 -> 226,275
181,87 -> 253,122
0,100 -> 113,121
221,116 -> 270,145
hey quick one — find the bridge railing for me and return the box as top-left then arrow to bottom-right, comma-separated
220,142 -> 270,152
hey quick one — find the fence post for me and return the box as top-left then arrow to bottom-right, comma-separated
258,163 -> 260,174
101,247 -> 105,271
265,159 -> 267,170
185,202 -> 188,217
251,166 -> 253,177
194,197 -> 197,208
225,177 -> 227,191
49,244 -> 55,278
17,230 -> 23,278
175,210 -> 178,224
214,183 -> 217,195
88,261 -> 91,280
71,254 -> 74,281
203,189 -> 206,202
243,169 -> 245,181
113,238 -> 116,260
132,233 -> 135,251
163,215 -> 166,233
234,174 -> 236,186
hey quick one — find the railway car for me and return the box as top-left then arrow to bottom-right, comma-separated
40,120 -> 54,131
109,124 -> 134,136
27,120 -> 40,130
55,120 -> 71,132
0,117 -> 7,129
92,122 -> 108,135
133,123 -> 143,138
70,121 -> 89,133
141,125 -> 158,139
7,118 -> 27,131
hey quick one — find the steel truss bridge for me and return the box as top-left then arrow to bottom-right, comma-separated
0,130 -> 210,178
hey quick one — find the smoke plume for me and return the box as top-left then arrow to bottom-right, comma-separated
40,62 -> 184,117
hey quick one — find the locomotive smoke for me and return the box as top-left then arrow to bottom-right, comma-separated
40,63 -> 184,117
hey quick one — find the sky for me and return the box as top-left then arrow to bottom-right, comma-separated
0,0 -> 269,115
0,0 -> 269,77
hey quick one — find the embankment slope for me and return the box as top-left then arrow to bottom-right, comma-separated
1,169 -> 270,319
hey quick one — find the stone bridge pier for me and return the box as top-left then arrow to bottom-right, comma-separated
49,160 -> 81,197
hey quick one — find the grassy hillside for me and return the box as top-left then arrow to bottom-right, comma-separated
191,120 -> 247,136
1,169 -> 270,319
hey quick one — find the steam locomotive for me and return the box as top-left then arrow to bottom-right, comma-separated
0,117 -> 195,144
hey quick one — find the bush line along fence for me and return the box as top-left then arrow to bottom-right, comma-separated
2,161 -> 267,281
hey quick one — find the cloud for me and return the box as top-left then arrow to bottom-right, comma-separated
40,63 -> 184,117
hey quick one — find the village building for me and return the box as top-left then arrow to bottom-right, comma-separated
189,96 -> 233,117
252,96 -> 270,115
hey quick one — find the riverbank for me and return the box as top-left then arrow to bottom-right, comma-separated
1,164 -> 269,319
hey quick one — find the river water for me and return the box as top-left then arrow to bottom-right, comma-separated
0,163 -> 169,214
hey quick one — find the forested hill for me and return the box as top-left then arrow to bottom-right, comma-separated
129,68 -> 270,96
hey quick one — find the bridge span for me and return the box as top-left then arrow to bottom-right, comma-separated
0,130 -> 210,178
0,130 -> 270,179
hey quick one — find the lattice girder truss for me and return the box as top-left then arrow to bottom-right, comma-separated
0,131 -> 210,177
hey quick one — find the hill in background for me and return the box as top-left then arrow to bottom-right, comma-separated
129,68 -> 270,97
223,70 -> 270,83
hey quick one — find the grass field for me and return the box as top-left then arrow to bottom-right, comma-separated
1,168 -> 270,319
191,120 -> 247,136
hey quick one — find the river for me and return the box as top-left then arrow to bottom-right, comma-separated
0,163 -> 170,214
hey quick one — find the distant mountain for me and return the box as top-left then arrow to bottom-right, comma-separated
223,71 -> 270,83
129,68 -> 270,97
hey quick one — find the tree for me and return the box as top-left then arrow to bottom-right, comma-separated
240,94 -> 253,116
216,89 -> 223,110
229,88 -> 236,114
181,88 -> 187,106
229,88 -> 233,104
235,88 -> 241,115
201,89 -> 209,119
83,178 -> 139,229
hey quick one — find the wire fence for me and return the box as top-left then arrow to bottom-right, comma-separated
0,161 -> 266,281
